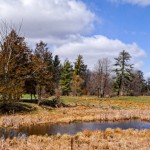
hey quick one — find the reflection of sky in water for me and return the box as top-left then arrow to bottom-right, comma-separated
19,120 -> 150,136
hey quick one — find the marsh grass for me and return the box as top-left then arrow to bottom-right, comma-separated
1,97 -> 150,149
0,96 -> 150,149
1,96 -> 150,129
1,103 -> 150,128
1,129 -> 150,150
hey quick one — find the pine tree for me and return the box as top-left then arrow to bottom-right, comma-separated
71,74 -> 84,96
74,55 -> 87,78
32,41 -> 53,104
0,29 -> 31,103
53,55 -> 61,89
71,55 -> 87,95
113,50 -> 133,96
59,59 -> 72,95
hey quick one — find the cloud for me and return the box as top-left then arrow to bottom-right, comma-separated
0,0 -> 147,71
0,0 -> 96,38
144,72 -> 150,79
110,0 -> 150,6
53,35 -> 146,70
27,34 -> 84,48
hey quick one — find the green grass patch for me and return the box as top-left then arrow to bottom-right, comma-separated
61,95 -> 150,108
61,96 -> 102,106
22,94 -> 32,99
110,96 -> 150,103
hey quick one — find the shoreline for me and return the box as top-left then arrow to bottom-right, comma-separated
1,104 -> 150,129
0,100 -> 150,149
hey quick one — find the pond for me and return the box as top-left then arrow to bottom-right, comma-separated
18,120 -> 150,136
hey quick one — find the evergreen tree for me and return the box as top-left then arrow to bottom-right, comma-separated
24,54 -> 37,100
53,55 -> 61,89
32,41 -> 53,104
59,59 -> 72,95
71,74 -> 84,96
0,29 -> 31,103
129,70 -> 145,96
71,55 -> 87,95
74,54 -> 87,78
113,50 -> 133,96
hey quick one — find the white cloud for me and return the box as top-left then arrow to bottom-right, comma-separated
53,35 -> 146,70
0,0 -> 147,71
0,0 -> 96,38
144,72 -> 150,79
110,0 -> 150,6
27,34 -> 83,48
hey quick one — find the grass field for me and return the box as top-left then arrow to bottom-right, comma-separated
20,95 -> 150,111
61,95 -> 150,105
22,94 -> 150,104
110,96 -> 150,103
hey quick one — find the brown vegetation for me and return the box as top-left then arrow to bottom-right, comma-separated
0,129 -> 150,149
0,100 -> 150,149
1,100 -> 150,128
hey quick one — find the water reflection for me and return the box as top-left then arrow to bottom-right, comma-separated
19,120 -> 150,136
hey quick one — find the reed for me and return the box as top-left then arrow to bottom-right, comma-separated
1,100 -> 150,128
0,129 -> 150,149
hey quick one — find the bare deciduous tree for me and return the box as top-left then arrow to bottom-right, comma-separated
92,58 -> 112,97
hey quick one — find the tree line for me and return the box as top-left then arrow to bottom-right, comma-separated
0,28 -> 149,104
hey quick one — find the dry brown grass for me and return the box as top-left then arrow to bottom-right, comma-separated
0,99 -> 150,149
0,129 -> 150,150
1,100 -> 150,128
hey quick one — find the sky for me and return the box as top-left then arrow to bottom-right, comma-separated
0,0 -> 150,77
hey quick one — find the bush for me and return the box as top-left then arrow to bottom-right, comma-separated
39,97 -> 65,108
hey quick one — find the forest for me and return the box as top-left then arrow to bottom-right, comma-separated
0,28 -> 149,106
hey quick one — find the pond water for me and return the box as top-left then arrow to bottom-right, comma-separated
18,120 -> 150,136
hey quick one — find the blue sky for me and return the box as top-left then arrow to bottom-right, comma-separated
83,0 -> 150,75
0,0 -> 150,77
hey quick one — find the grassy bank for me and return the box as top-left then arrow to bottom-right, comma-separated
1,99 -> 150,128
